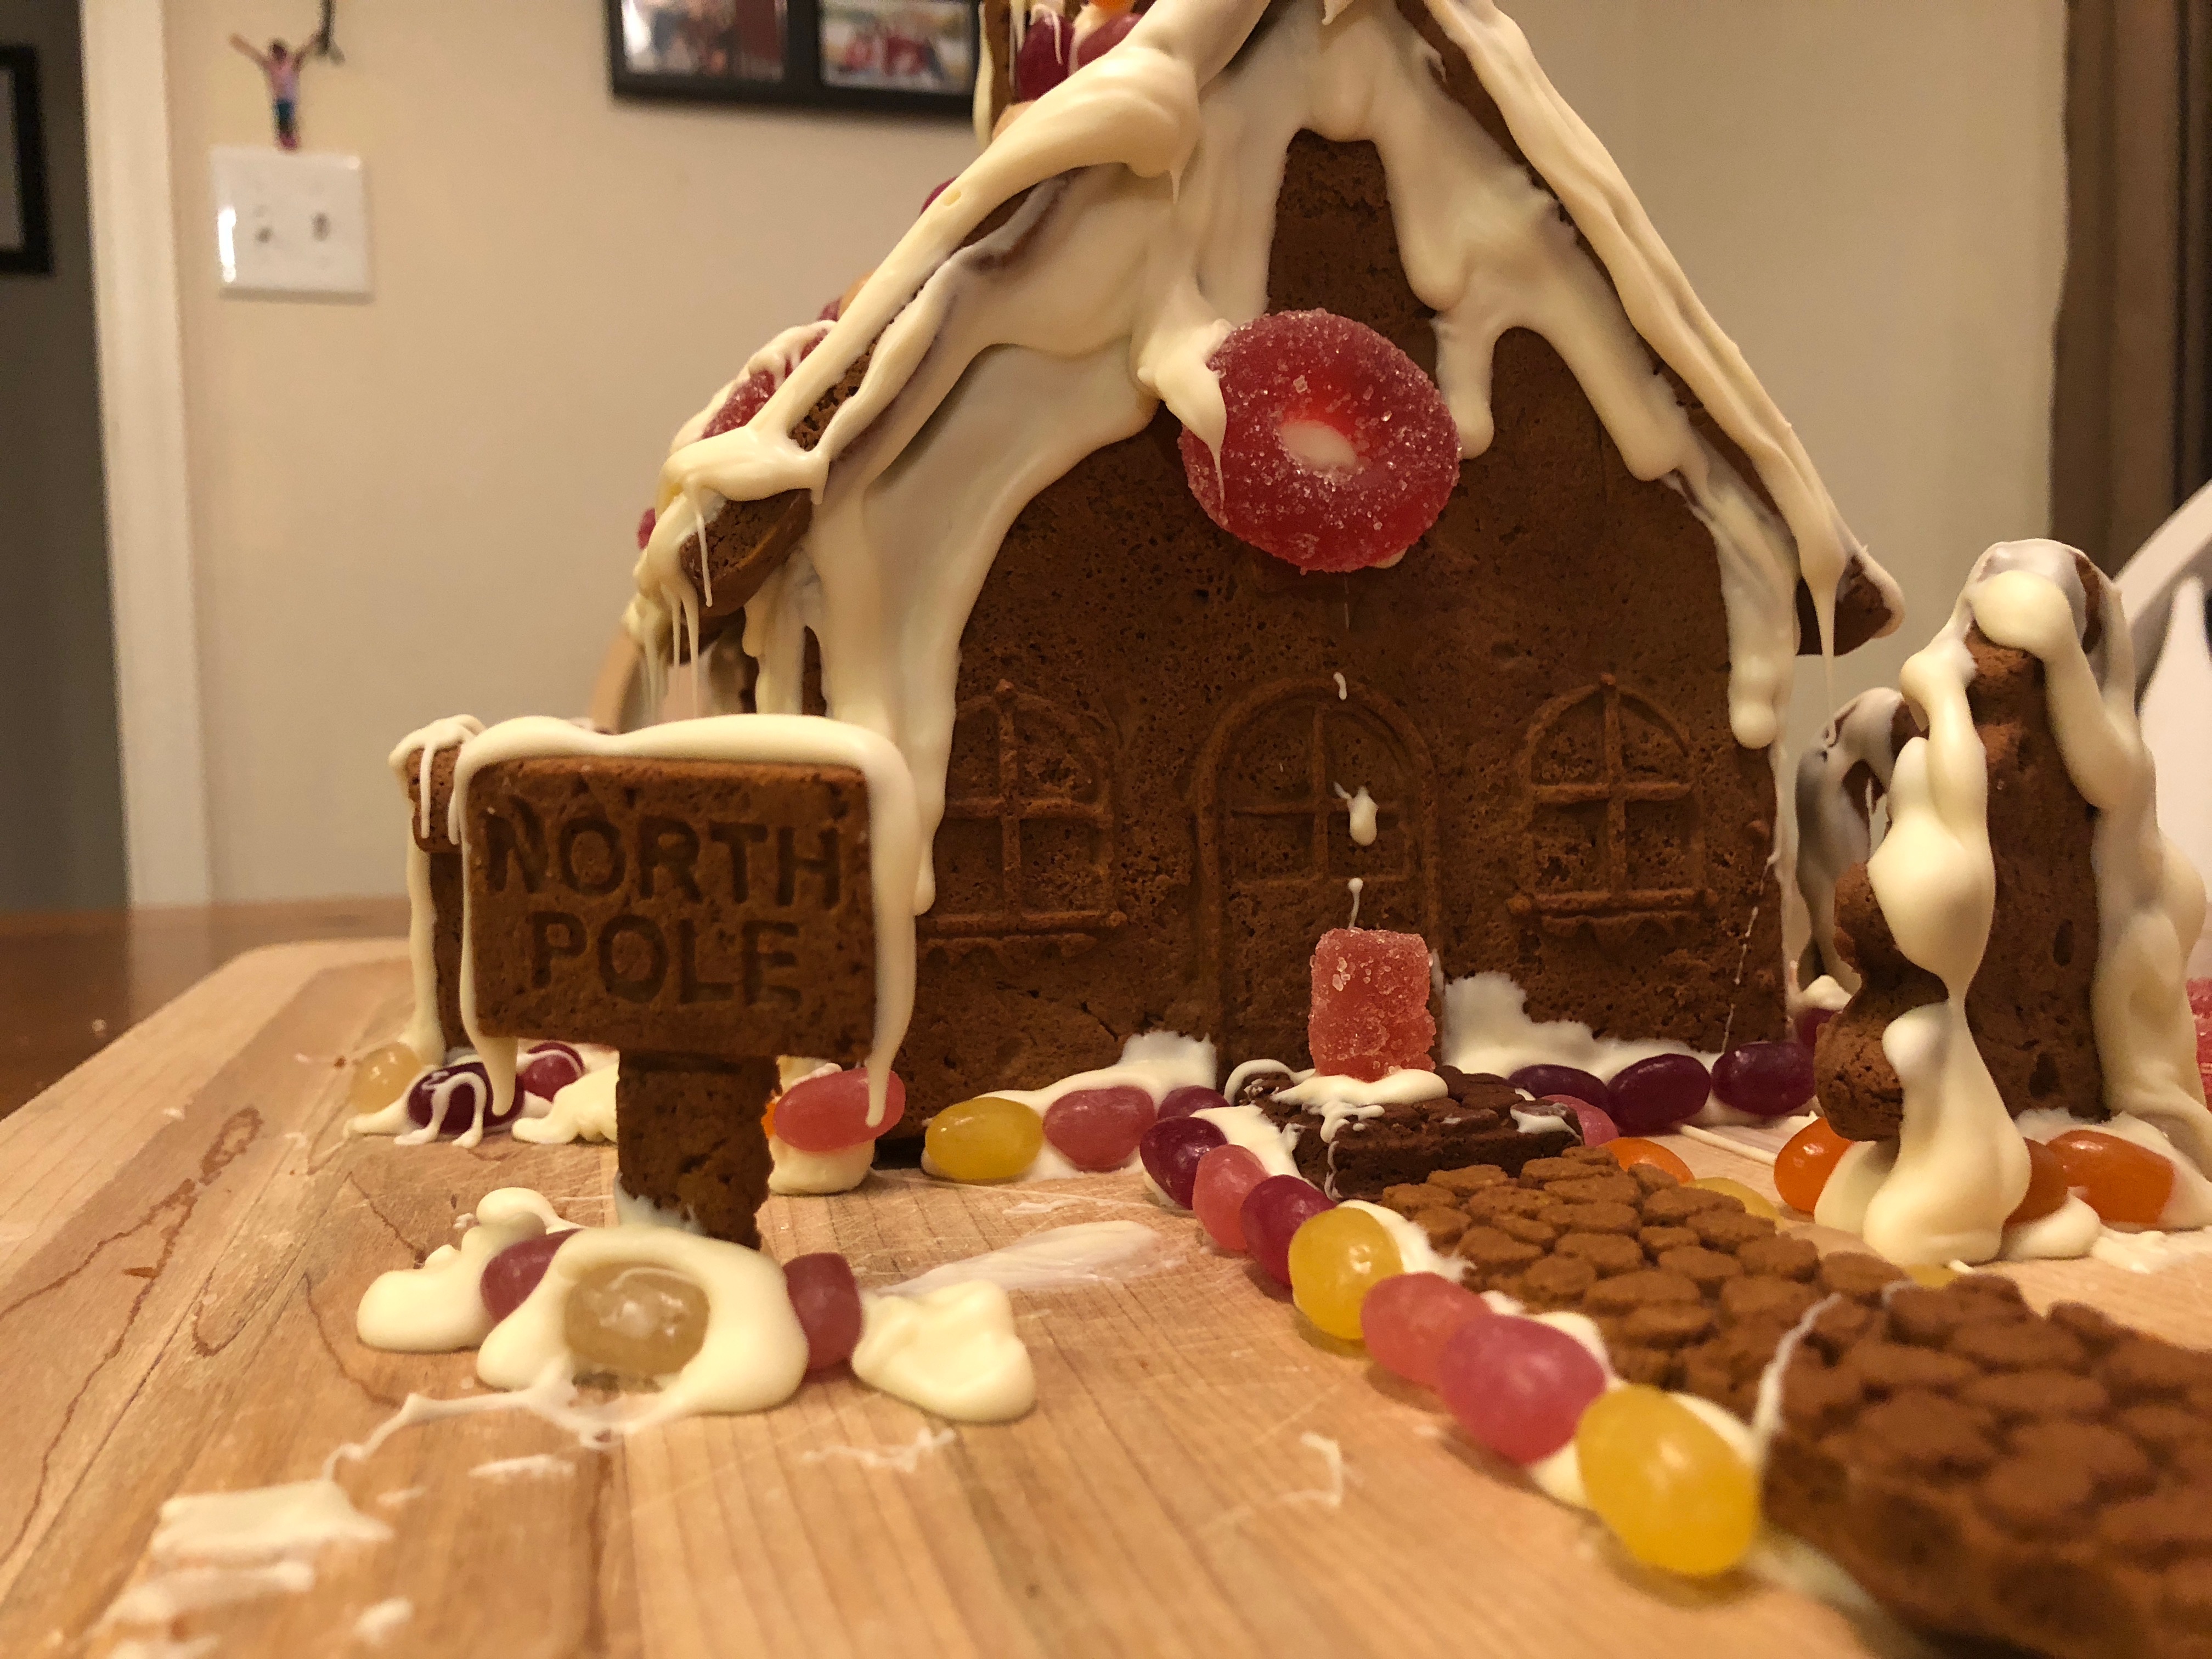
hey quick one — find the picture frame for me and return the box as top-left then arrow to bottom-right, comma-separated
605,0 -> 976,118
0,44 -> 53,277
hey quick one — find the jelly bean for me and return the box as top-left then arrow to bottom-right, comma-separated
1308,928 -> 1436,1081
1607,1137 -> 1692,1183
1794,1005 -> 1838,1052
1607,1053 -> 1712,1135
1543,1094 -> 1617,1147
1689,1177 -> 1778,1220
1193,1144 -> 1268,1251
349,1042 -> 420,1113
1139,1115 -> 1225,1209
481,1231 -> 572,1322
1159,1084 -> 1228,1120
1436,1316 -> 1606,1464
1361,1272 -> 1487,1388
1044,1086 -> 1155,1171
2049,1128 -> 2175,1227
1576,1386 -> 1758,1576
1510,1065 -> 1613,1116
518,1041 -> 586,1103
1071,7 -> 1135,69
1905,1263 -> 1960,1289
406,1060 -> 518,1137
778,1068 -> 908,1152
564,1262 -> 709,1381
1774,1115 -> 1849,1214
783,1252 -> 863,1373
926,1095 -> 1045,1182
1177,311 -> 1460,573
2007,1137 -> 2069,1225
1710,1041 -> 1814,1119
635,506 -> 657,551
1287,1209 -> 1402,1341
1014,8 -> 1069,99
1241,1176 -> 1334,1287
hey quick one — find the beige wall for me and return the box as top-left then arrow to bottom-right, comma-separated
161,0 -> 2066,901
0,0 -> 125,910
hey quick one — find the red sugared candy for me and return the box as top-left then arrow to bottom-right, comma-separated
783,1252 -> 864,1373
481,1230 -> 572,1322
1308,927 -> 1436,1081
1437,1314 -> 1606,1464
774,1068 -> 906,1152
1240,1176 -> 1334,1286
1193,1144 -> 1268,1251
1177,310 -> 1459,574
1361,1273 -> 1488,1389
1044,1086 -> 1154,1171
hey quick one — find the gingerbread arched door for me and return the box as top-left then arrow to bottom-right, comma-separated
1193,679 -> 1440,1065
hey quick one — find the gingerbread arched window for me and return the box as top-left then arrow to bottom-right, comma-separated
927,680 -> 1120,937
1519,676 -> 1706,919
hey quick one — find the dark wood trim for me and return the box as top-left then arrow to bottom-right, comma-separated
0,44 -> 52,276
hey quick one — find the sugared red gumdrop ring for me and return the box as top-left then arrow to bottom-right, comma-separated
1178,310 -> 1459,574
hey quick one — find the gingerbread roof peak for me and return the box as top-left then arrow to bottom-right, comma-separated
627,0 -> 1898,905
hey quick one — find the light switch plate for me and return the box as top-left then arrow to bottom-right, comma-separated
210,146 -> 371,298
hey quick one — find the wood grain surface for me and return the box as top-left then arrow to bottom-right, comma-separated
3,941 -> 2210,1659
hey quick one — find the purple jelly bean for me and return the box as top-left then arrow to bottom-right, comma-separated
1606,1053 -> 1713,1135
1139,1115 -> 1225,1208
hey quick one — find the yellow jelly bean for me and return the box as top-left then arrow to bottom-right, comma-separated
349,1041 -> 421,1113
1690,1176 -> 1780,1221
926,1095 -> 1045,1182
1576,1385 -> 1759,1576
1286,1208 -> 1402,1341
1906,1262 -> 1960,1289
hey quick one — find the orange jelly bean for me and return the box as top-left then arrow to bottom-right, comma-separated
1774,1116 -> 1850,1215
2048,1129 -> 2174,1227
1608,1138 -> 1692,1183
2007,1137 -> 2069,1224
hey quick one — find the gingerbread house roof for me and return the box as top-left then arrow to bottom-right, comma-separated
625,0 -> 1902,910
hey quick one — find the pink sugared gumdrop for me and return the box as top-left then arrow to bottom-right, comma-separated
1072,8 -> 1135,69
1044,1086 -> 1154,1171
1361,1273 -> 1488,1389
1177,311 -> 1459,574
1240,1175 -> 1333,1287
1158,1085 -> 1227,1120
1437,1315 -> 1607,1464
481,1230 -> 573,1322
783,1252 -> 863,1373
1308,927 -> 1436,1082
636,507 -> 657,550
1015,9 -> 1069,99
775,1068 -> 906,1152
1139,1115 -> 1224,1208
1193,1144 -> 1268,1251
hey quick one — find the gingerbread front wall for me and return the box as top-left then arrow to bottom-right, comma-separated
895,136 -> 1786,1118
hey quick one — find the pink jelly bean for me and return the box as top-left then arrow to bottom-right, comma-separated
1361,1273 -> 1489,1389
1437,1316 -> 1607,1464
1192,1144 -> 1268,1251
1240,1176 -> 1334,1287
481,1231 -> 573,1322
1044,1086 -> 1155,1171
775,1068 -> 907,1152
1544,1094 -> 1618,1147
783,1252 -> 864,1373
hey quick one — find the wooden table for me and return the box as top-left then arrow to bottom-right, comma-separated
3,940 -> 2209,1658
0,899 -> 409,1117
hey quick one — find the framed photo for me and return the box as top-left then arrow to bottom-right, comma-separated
0,44 -> 53,277
606,0 -> 975,117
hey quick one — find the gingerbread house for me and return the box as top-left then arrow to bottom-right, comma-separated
624,0 -> 1903,1126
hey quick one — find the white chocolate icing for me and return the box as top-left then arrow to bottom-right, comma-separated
1332,782 -> 1378,847
511,1065 -> 619,1146
445,714 -> 923,1132
887,1219 -> 1166,1295
355,1188 -> 575,1352
1792,689 -> 1908,990
1440,970 -> 1699,1081
477,1224 -> 810,1425
851,1281 -> 1037,1421
387,714 -> 483,1063
768,1133 -> 876,1194
1829,543 -> 2212,1265
1192,1101 -> 1303,1177
147,1480 -> 391,1564
627,0 -> 1890,926
1341,1197 -> 1463,1280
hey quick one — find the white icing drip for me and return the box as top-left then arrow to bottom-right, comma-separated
1331,783 -> 1378,847
1193,1101 -> 1303,1177
147,1480 -> 391,1564
851,1282 -> 1037,1421
1843,542 -> 2212,1266
1331,670 -> 1348,700
1345,875 -> 1363,928
446,714 -> 923,1131
388,714 -> 483,1062
477,1225 -> 810,1426
353,1598 -> 413,1645
629,0 -> 1886,908
887,1218 -> 1165,1295
1999,1193 -> 2103,1262
768,1133 -> 875,1194
1341,1198 -> 1464,1280
356,1188 -> 575,1353
511,1065 -> 619,1146
1440,970 -> 1697,1079
1274,1067 -> 1447,1108
393,1062 -> 490,1149
1792,689 -> 1908,989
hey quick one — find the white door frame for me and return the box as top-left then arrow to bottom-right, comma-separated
78,0 -> 212,905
